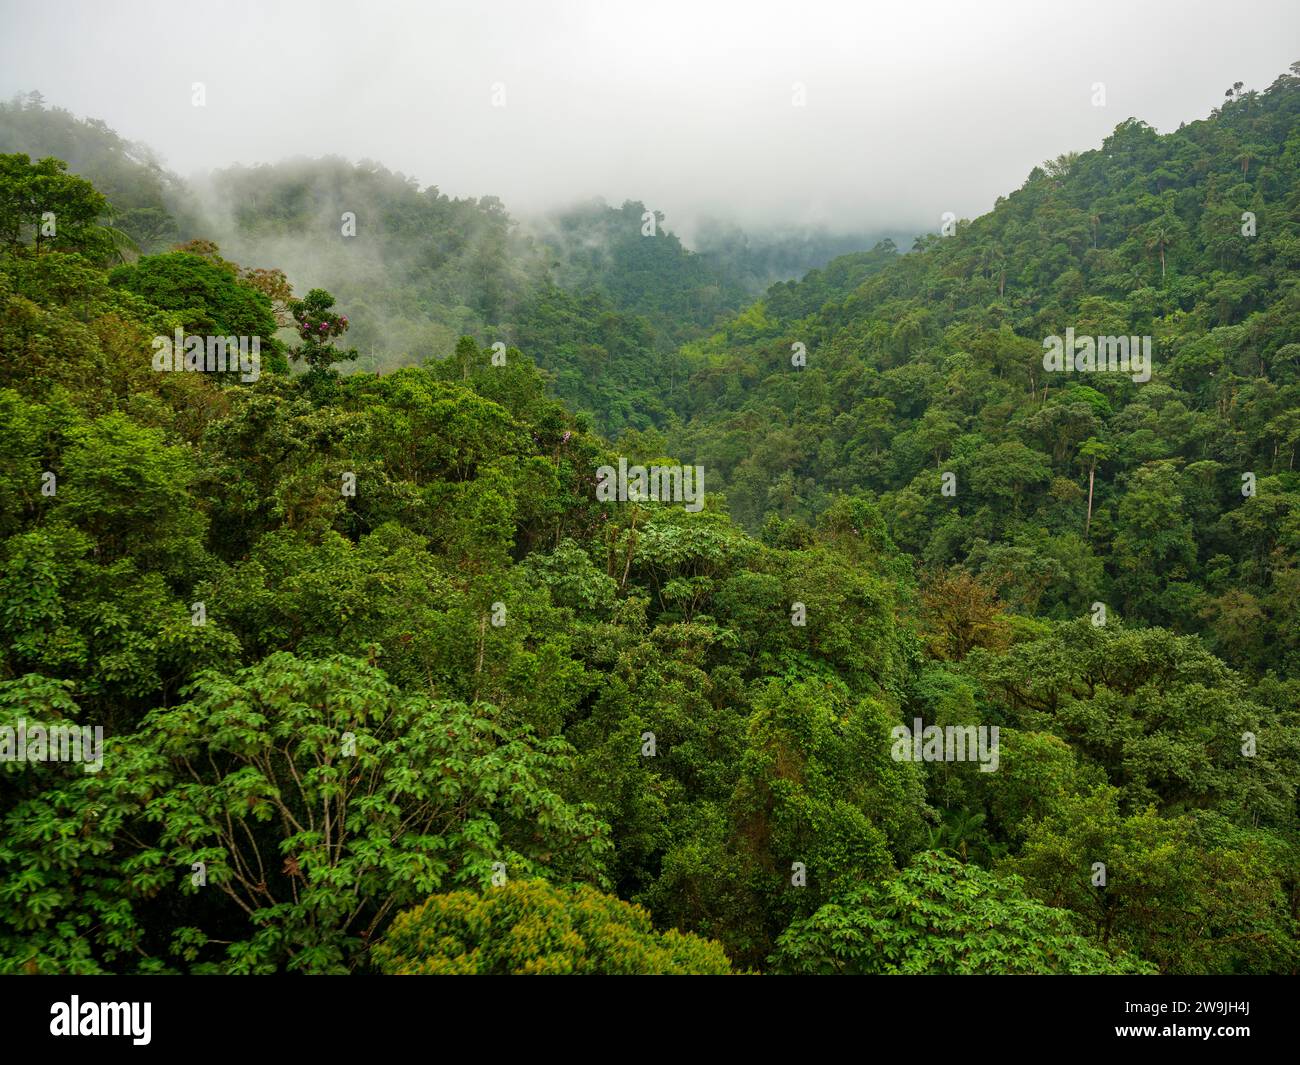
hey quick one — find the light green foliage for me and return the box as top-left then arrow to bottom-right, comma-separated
374,879 -> 733,975
772,851 -> 1153,974
0,654 -> 608,974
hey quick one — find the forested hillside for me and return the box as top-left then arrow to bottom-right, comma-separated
665,67 -> 1300,682
0,93 -> 195,253
1,93 -> 877,440
0,66 -> 1297,977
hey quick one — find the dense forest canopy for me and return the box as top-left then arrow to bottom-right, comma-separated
0,65 -> 1297,977
0,92 -> 891,427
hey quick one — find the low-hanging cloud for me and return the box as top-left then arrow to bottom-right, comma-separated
1,0 -> 1297,241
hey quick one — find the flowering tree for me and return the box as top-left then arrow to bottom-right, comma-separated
289,287 -> 357,373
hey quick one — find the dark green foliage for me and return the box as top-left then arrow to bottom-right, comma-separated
109,251 -> 278,342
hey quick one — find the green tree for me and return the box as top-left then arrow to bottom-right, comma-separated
374,880 -> 733,974
0,152 -> 126,261
772,852 -> 1152,974
0,654 -> 608,974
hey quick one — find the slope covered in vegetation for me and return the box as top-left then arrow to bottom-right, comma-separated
0,66 -> 1297,976
666,66 -> 1300,681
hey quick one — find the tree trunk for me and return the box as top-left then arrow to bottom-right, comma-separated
472,615 -> 486,701
619,513 -> 639,591
1085,462 -> 1096,536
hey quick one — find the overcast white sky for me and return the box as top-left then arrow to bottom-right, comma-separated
1,0 -> 1297,237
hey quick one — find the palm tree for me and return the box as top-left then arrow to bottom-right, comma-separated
985,248 -> 1007,297
1143,215 -> 1182,280
102,224 -> 139,265
930,810 -> 988,863
1235,144 -> 1268,174
1089,212 -> 1101,249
